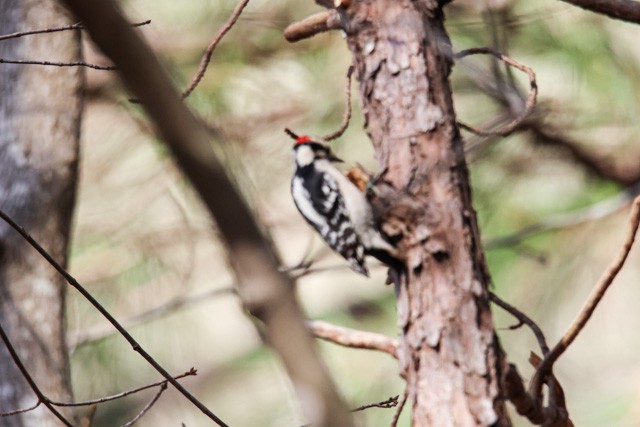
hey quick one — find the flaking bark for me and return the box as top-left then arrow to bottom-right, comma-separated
341,1 -> 511,425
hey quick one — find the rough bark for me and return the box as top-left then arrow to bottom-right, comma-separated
342,1 -> 510,425
0,0 -> 82,425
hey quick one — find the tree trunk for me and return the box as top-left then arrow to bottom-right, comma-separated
0,1 -> 83,425
343,1 -> 511,425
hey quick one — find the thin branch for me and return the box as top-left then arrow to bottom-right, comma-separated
390,390 -> 407,427
306,320 -> 398,358
284,9 -> 342,43
0,208 -> 229,427
0,401 -> 41,418
558,0 -> 640,25
322,65 -> 354,141
120,383 -> 167,427
530,195 -> 640,399
489,292 -> 549,355
0,321 -> 74,426
0,58 -> 115,70
0,20 -> 150,42
350,395 -> 398,412
181,0 -> 250,99
51,368 -> 197,407
454,47 -> 537,137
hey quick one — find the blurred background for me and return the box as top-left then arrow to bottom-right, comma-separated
67,0 -> 640,425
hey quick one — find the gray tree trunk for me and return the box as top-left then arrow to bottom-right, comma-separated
0,0 -> 83,425
343,1 -> 511,425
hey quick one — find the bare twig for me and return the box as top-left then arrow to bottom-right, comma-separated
322,65 -> 355,141
120,382 -> 167,427
0,207 -> 229,427
558,0 -> 640,24
454,47 -> 537,137
350,395 -> 398,412
530,195 -> 640,399
390,389 -> 407,427
0,58 -> 115,70
284,9 -> 342,43
181,0 -> 250,99
52,368 -> 197,407
489,292 -> 549,355
0,402 -> 41,418
0,20 -> 150,42
0,321 -> 74,426
306,320 -> 398,358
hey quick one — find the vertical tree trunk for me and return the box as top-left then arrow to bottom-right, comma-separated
343,1 -> 510,425
0,1 -> 83,425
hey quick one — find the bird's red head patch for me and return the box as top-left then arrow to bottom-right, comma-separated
296,135 -> 312,144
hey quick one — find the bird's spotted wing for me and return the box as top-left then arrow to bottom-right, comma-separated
291,172 -> 368,276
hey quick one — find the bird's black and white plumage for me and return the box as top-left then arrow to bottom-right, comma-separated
290,134 -> 396,277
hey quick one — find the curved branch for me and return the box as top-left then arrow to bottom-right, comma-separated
489,292 -> 549,355
322,65 -> 354,142
530,195 -> 640,399
181,0 -> 250,99
454,47 -> 537,137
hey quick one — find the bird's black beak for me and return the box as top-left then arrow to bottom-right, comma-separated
329,153 -> 344,163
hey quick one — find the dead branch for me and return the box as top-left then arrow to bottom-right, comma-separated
489,292 -> 549,355
530,195 -> 640,399
0,402 -> 41,418
120,383 -> 167,427
0,58 -> 115,69
322,65 -> 354,141
0,207 -> 229,427
350,395 -> 398,412
0,19 -> 150,42
558,0 -> 640,24
307,320 -> 398,358
390,389 -> 407,427
181,0 -> 250,99
284,9 -> 342,43
56,0 -> 355,425
454,47 -> 537,137
52,369 -> 197,407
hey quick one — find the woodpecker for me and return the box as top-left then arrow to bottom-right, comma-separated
288,130 -> 398,277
